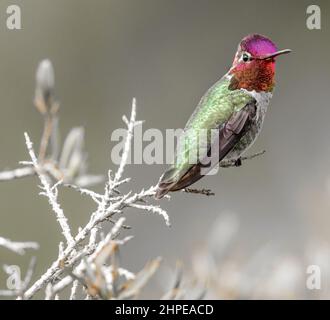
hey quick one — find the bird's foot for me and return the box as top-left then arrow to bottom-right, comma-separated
234,157 -> 242,167
183,188 -> 215,196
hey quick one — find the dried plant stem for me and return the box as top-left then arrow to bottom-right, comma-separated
38,114 -> 54,161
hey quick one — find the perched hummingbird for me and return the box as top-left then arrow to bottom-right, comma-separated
155,34 -> 291,199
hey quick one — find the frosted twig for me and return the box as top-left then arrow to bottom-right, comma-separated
0,237 -> 39,255
24,133 -> 74,246
88,227 -> 99,249
24,259 -> 60,299
49,276 -> 73,298
69,280 -> 79,300
64,183 -> 103,204
0,289 -> 17,297
45,284 -> 53,300
21,257 -> 37,291
0,166 -> 35,181
23,217 -> 105,298
113,98 -> 136,184
117,257 -> 162,299
23,206 -> 129,298
46,220 -> 132,299
105,266 -> 135,281
129,203 -> 171,227
120,186 -> 171,226
90,217 -> 126,261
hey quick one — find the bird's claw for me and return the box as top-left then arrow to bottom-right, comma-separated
234,158 -> 242,167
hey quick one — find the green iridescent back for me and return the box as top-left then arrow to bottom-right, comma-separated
174,77 -> 254,176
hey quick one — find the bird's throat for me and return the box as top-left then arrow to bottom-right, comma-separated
228,60 -> 275,92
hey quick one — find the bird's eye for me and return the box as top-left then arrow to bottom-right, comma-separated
242,53 -> 250,62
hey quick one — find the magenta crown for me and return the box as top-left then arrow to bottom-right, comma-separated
240,34 -> 278,57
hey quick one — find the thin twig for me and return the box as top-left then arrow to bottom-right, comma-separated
38,114 -> 54,161
64,183 -> 103,204
69,280 -> 79,300
0,166 -> 35,181
219,150 -> 266,168
113,98 -> 136,184
21,257 -> 37,290
24,133 -> 74,246
0,237 -> 39,255
183,188 -> 215,196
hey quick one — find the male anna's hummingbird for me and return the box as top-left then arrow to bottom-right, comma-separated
155,34 -> 291,199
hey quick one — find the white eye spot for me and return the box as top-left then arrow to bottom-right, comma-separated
240,52 -> 252,62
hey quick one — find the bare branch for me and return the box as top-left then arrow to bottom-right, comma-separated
220,150 -> 266,168
0,237 -> 39,255
183,188 -> 215,196
24,132 -> 74,246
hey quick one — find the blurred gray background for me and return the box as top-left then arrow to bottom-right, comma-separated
0,0 -> 329,299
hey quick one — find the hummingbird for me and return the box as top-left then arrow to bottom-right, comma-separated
155,34 -> 291,199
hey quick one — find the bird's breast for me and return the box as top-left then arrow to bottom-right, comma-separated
225,90 -> 272,160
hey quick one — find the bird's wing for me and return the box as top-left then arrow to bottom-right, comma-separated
167,100 -> 257,192
155,78 -> 256,199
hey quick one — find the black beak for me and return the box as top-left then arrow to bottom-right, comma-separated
258,49 -> 292,60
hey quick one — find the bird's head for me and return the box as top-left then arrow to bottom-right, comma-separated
229,34 -> 291,92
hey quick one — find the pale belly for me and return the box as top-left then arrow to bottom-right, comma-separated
224,90 -> 272,161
